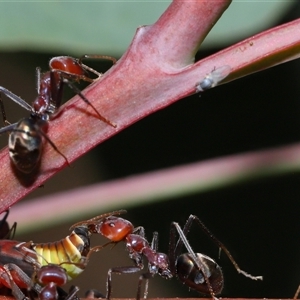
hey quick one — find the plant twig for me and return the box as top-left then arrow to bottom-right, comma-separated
0,1 -> 300,211
9,141 -> 300,234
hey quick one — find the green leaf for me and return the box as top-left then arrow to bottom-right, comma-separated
0,1 -> 294,55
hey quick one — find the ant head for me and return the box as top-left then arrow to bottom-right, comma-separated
94,216 -> 134,242
69,210 -> 130,242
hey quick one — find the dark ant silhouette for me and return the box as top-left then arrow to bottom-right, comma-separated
0,210 -> 16,240
70,210 -> 262,299
0,55 -> 116,173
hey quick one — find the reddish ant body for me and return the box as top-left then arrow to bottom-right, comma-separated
0,213 -> 110,300
29,259 -> 80,300
70,210 -> 263,299
0,55 -> 116,173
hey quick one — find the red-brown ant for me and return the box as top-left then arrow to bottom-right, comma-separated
70,210 -> 263,299
0,213 -> 111,300
32,264 -> 80,300
0,55 -> 116,173
15,245 -> 81,300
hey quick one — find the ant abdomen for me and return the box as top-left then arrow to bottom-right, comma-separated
176,253 -> 224,295
9,117 -> 44,173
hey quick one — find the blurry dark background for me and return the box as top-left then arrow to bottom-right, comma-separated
1,2 -> 300,300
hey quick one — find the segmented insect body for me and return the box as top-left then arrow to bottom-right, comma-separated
196,65 -> 231,92
33,227 -> 90,280
33,264 -> 80,300
0,55 -> 116,173
70,210 -> 262,300
0,209 -> 262,300
0,224 -> 92,300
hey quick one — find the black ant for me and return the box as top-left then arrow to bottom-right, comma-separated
70,210 -> 263,299
0,55 -> 116,173
0,210 -> 16,240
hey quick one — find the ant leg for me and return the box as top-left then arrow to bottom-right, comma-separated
36,128 -> 70,168
0,210 -> 17,239
2,263 -> 42,300
106,266 -> 141,299
133,226 -> 146,237
6,222 -> 17,240
78,55 -> 117,77
294,285 -> 300,300
0,95 -> 10,126
139,231 -> 159,299
150,231 -> 158,251
171,221 -> 217,299
63,78 -> 117,128
87,241 -> 114,260
65,285 -> 80,300
0,86 -> 32,112
0,210 -> 9,238
137,272 -> 153,300
181,215 -> 263,281
0,96 -> 20,140
1,267 -> 27,300
36,67 -> 41,94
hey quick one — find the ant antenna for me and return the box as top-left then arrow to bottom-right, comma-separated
172,222 -> 217,299
178,215 -> 263,281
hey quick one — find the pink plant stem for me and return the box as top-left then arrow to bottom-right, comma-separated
9,141 -> 300,234
0,298 -> 296,300
0,0 -> 300,211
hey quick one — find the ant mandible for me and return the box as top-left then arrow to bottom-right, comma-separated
70,210 -> 263,299
0,55 -> 116,173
